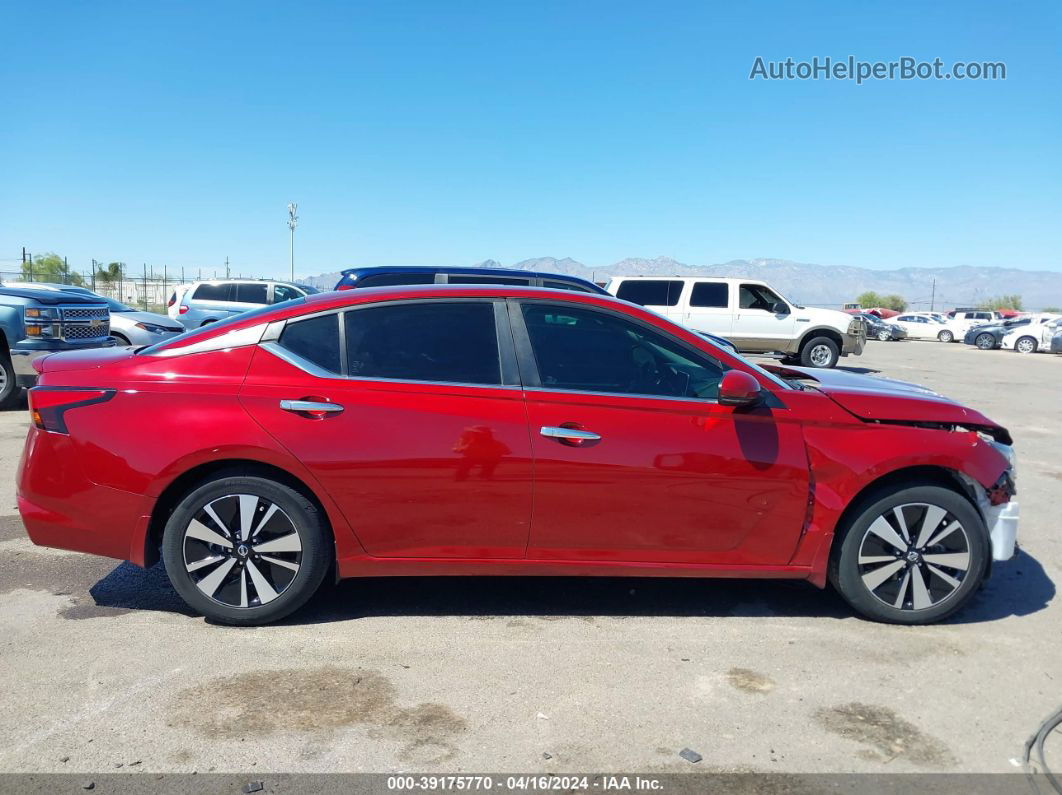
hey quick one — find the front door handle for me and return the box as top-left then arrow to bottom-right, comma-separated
280,399 -> 344,416
540,426 -> 601,443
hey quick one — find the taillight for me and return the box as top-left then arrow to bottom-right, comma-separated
178,306 -> 189,314
166,293 -> 176,307
29,387 -> 116,434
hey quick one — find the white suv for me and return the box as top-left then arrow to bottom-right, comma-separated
606,276 -> 865,368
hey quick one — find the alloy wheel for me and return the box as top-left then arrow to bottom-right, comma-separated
877,330 -> 891,341
857,503 -> 971,612
1016,337 -> 1037,354
809,344 -> 833,366
938,331 -> 953,343
975,333 -> 995,350
182,494 -> 303,608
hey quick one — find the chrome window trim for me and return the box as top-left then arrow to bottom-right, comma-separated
522,385 -> 719,406
259,341 -> 521,393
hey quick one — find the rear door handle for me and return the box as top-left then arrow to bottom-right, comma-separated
280,400 -> 344,416
540,426 -> 601,442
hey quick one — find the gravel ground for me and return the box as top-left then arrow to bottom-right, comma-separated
0,340 -> 1058,778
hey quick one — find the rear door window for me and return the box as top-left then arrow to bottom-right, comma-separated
344,302 -> 501,384
192,283 -> 234,302
689,282 -> 729,308
615,280 -> 683,307
235,283 -> 269,304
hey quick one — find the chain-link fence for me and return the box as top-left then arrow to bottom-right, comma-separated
0,260 -> 273,314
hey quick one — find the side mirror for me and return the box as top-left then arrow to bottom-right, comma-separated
718,370 -> 763,408
771,301 -> 790,315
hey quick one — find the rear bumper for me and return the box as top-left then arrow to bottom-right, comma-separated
17,426 -> 151,564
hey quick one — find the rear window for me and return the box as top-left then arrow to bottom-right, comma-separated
344,302 -> 500,384
356,273 -> 437,288
192,283 -> 233,302
689,282 -> 728,308
615,280 -> 683,307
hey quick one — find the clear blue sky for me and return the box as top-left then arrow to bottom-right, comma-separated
3,0 -> 1060,279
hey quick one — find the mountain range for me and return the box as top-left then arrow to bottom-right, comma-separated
304,257 -> 1062,310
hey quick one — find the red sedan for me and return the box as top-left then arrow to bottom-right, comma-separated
17,286 -> 1019,625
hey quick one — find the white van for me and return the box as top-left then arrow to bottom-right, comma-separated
606,276 -> 865,368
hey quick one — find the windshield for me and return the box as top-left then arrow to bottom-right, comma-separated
103,296 -> 133,312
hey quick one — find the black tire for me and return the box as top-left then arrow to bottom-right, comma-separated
0,352 -> 18,410
1015,336 -> 1038,354
162,474 -> 332,625
829,484 -> 988,625
800,336 -> 840,368
200,319 -> 217,327
974,333 -> 996,350
937,329 -> 954,343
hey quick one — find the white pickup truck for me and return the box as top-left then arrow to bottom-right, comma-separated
607,276 -> 865,368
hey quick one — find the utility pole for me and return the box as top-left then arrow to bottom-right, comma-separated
287,202 -> 298,282
930,278 -> 936,312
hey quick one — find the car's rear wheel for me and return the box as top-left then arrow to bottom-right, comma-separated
975,333 -> 996,350
937,330 -> 954,343
800,336 -> 840,368
162,474 -> 331,625
1015,336 -> 1038,354
829,484 -> 988,625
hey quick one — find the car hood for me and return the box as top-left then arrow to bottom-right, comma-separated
761,364 -> 1011,443
113,310 -> 183,329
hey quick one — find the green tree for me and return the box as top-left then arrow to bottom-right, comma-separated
978,294 -> 1023,311
881,294 -> 907,312
856,290 -> 884,308
95,262 -> 124,283
856,291 -> 906,312
1041,306 -> 1061,313
23,252 -> 84,286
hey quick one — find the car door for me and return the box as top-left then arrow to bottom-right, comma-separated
681,280 -> 734,336
239,299 -> 533,558
895,315 -> 926,339
731,284 -> 795,349
612,279 -> 686,322
512,299 -> 810,565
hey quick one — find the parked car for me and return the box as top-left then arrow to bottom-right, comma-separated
1000,315 -> 1062,354
0,286 -> 115,409
941,310 -> 1004,342
19,285 -> 1017,626
1,282 -> 184,346
855,313 -> 907,342
607,276 -> 865,368
335,265 -> 607,294
890,314 -> 950,341
964,317 -> 1032,350
1051,327 -> 1062,354
168,279 -> 319,329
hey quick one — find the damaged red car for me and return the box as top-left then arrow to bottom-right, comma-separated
17,286 -> 1019,625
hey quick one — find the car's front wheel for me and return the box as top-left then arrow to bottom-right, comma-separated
876,330 -> 891,342
162,474 -> 332,625
800,336 -> 840,368
975,333 -> 996,350
937,329 -> 954,343
829,484 -> 988,624
0,353 -> 18,410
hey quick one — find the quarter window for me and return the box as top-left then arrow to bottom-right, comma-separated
689,282 -> 729,308
520,303 -> 724,399
278,313 -> 342,374
615,280 -> 683,307
344,302 -> 501,384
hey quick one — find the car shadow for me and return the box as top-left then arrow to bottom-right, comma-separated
81,549 -> 1053,627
